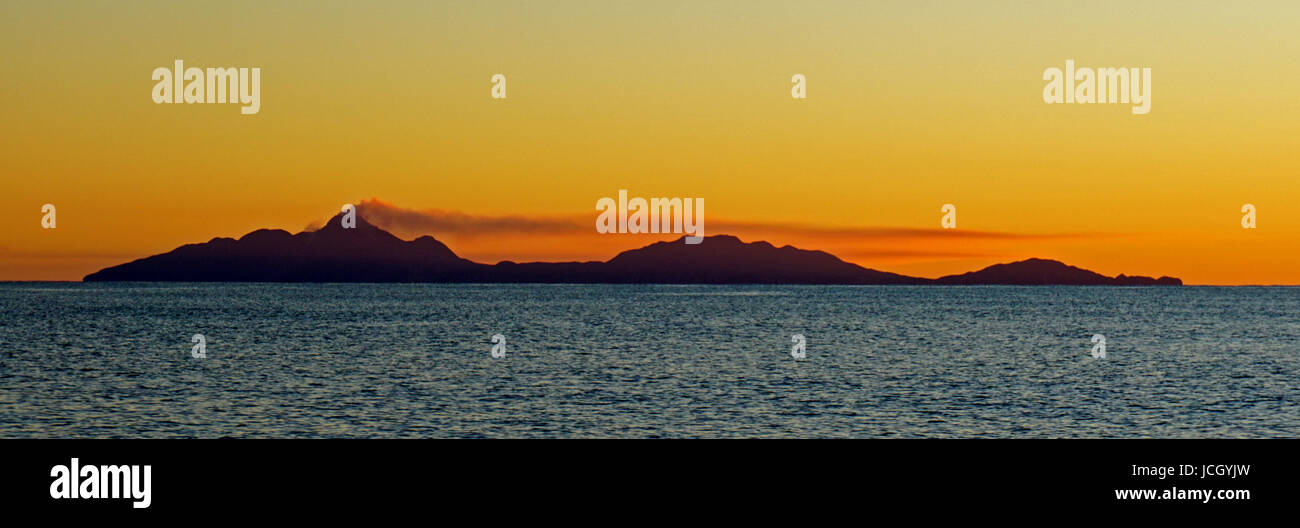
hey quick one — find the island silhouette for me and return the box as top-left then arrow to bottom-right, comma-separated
83,211 -> 1181,285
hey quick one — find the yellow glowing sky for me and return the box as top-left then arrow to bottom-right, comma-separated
2,1 -> 1298,284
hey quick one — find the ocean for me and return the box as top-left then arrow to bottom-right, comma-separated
1,283 -> 1296,438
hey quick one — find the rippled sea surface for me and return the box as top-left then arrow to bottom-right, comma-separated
1,283 -> 1297,438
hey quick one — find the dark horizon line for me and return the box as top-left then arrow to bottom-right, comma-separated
4,280 -> 1300,287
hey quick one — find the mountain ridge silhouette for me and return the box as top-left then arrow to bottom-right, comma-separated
83,212 -> 1181,285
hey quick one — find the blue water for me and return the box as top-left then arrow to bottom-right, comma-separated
1,283 -> 1296,438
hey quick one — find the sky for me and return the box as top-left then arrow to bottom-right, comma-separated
2,1 -> 1298,284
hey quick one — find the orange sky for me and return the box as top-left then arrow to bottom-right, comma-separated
2,1 -> 1299,284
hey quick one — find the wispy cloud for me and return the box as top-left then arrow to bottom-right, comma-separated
355,198 -> 585,237
835,249 -> 995,260
351,198 -> 1102,243
708,220 -> 1103,241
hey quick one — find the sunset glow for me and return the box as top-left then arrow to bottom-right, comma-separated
3,1 -> 1298,284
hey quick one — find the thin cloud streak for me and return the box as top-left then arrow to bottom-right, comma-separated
354,198 -> 585,237
711,220 -> 1105,241
352,198 -> 1106,243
